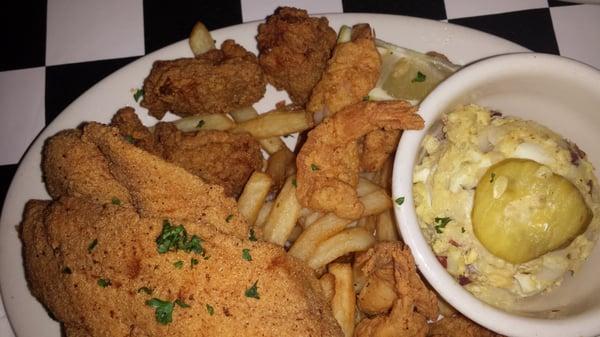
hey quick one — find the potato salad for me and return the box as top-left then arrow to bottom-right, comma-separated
413,104 -> 600,309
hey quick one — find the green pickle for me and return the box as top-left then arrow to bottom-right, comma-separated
472,158 -> 592,264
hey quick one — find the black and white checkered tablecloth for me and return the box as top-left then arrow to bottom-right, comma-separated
1,0 -> 599,335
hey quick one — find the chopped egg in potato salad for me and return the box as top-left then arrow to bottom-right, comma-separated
413,104 -> 600,309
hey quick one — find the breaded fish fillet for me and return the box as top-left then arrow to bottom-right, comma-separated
22,123 -> 343,337
42,129 -> 131,205
141,40 -> 266,119
257,7 -> 337,104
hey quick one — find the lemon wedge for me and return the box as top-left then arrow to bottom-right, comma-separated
369,40 -> 460,103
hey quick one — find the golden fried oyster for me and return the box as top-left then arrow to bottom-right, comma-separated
257,7 -> 337,104
141,40 -> 266,119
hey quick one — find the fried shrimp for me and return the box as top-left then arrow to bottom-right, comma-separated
296,100 -> 423,219
307,24 -> 381,123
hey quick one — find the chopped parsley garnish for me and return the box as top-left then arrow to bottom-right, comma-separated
395,197 -> 405,206
490,172 -> 496,183
412,71 -> 426,83
111,197 -> 121,205
225,214 -> 234,223
461,227 -> 466,233
242,248 -> 252,261
434,217 -> 452,234
203,255 -> 211,260
291,178 -> 297,187
62,267 -> 72,274
88,239 -> 98,253
191,258 -> 199,267
138,287 -> 153,295
196,120 -> 205,128
173,260 -> 184,269
133,88 -> 144,102
248,228 -> 258,242
97,278 -> 111,288
362,95 -> 370,101
310,163 -> 319,171
155,220 -> 205,256
124,134 -> 135,144
174,299 -> 190,308
245,281 -> 260,299
206,304 -> 215,315
146,298 -> 174,325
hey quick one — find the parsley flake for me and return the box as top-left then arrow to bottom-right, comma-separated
88,239 -> 98,253
225,214 -> 233,223
434,217 -> 451,234
191,258 -> 199,267
97,278 -> 111,288
111,197 -> 121,205
155,220 -> 205,256
174,299 -> 190,308
124,134 -> 135,144
138,287 -> 153,295
362,95 -> 370,101
173,260 -> 184,269
196,120 -> 205,128
146,298 -> 174,325
310,163 -> 319,171
242,248 -> 252,262
133,88 -> 144,102
245,281 -> 260,299
412,71 -> 426,83
395,197 -> 405,206
248,228 -> 258,242
206,304 -> 215,315
461,227 -> 466,234
291,178 -> 297,187
490,172 -> 496,183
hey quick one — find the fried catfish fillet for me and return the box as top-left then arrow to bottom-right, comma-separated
141,40 -> 266,119
23,123 -> 343,337
153,122 -> 263,197
257,7 -> 337,104
296,101 -> 423,219
42,129 -> 131,205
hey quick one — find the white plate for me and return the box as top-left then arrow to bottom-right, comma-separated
0,13 -> 527,337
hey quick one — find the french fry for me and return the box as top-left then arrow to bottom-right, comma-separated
233,110 -> 311,139
173,114 -> 234,132
358,215 -> 377,234
319,273 -> 335,303
298,209 -> 323,229
189,21 -> 216,56
308,227 -> 375,270
357,177 -> 381,197
237,172 -> 273,226
376,209 -> 399,241
255,201 -> 273,228
229,107 -> 286,154
329,263 -> 356,337
289,213 -> 352,261
266,148 -> 296,192
361,189 -> 393,216
263,176 -> 302,245
287,225 -> 303,243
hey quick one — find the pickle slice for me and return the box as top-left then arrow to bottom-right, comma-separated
472,158 -> 591,264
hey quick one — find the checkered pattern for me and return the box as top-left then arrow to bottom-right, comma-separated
1,0 -> 599,335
